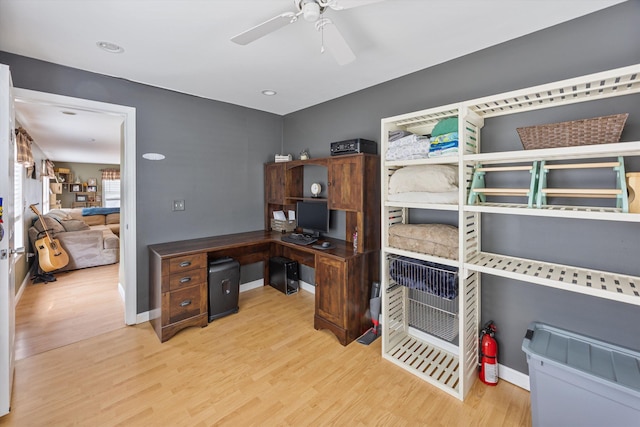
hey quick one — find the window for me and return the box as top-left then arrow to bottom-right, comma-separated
13,155 -> 24,246
42,177 -> 50,214
102,179 -> 120,207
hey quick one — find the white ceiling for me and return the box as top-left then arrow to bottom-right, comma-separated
0,0 -> 625,164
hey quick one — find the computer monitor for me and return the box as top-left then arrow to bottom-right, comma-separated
296,201 -> 329,238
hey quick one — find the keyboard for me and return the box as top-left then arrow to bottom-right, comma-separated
281,233 -> 318,246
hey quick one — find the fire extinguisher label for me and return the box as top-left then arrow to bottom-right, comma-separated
484,362 -> 498,384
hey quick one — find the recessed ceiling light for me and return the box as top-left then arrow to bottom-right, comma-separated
97,41 -> 124,53
261,90 -> 277,96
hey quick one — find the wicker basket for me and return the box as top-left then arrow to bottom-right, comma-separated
516,113 -> 628,150
271,218 -> 296,233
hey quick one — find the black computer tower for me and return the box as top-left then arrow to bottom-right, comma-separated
208,257 -> 240,321
269,256 -> 299,295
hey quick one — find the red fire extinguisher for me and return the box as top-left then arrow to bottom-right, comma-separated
479,320 -> 498,385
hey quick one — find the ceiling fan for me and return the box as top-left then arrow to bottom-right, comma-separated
230,0 -> 384,65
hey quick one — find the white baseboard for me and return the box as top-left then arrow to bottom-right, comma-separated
14,266 -> 32,306
136,311 -> 150,323
299,280 -> 315,294
118,281 -> 125,302
133,279 -> 273,325
120,282 -> 152,323
240,279 -> 264,292
498,364 -> 530,391
241,280 -> 315,294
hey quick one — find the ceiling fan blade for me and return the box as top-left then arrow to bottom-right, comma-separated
326,0 -> 385,11
317,19 -> 355,65
231,12 -> 298,45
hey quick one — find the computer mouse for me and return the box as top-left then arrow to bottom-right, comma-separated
321,241 -> 331,248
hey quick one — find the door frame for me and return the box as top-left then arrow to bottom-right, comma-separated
1,63 -> 17,417
13,88 -> 137,325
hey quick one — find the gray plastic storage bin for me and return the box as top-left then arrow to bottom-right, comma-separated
522,322 -> 640,427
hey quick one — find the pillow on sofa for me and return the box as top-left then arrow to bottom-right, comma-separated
60,219 -> 91,232
47,209 -> 73,221
32,216 -> 65,234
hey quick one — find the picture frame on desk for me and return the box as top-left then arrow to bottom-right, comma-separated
71,184 -> 81,192
75,194 -> 87,202
87,185 -> 97,192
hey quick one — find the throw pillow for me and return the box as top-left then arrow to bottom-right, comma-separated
431,117 -> 458,137
47,209 -> 73,221
388,164 -> 458,194
32,216 -> 65,235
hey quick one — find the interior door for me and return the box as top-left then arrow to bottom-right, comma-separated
0,64 -> 16,416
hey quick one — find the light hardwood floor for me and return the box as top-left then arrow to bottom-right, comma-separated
14,263 -> 124,360
2,272 -> 532,426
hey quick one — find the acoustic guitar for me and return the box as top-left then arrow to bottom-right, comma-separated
29,204 -> 69,272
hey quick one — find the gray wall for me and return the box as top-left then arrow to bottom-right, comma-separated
282,1 -> 640,374
2,1 -> 639,375
0,51 -> 283,313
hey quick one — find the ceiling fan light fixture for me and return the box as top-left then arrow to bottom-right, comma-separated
302,1 -> 321,22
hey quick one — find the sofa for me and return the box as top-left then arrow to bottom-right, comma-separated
28,207 -> 120,272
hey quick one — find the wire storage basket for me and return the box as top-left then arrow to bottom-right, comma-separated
516,113 -> 628,150
389,255 -> 459,341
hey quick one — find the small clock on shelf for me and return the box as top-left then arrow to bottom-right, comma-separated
311,182 -> 322,198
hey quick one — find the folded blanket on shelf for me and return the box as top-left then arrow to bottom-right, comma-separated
429,147 -> 459,157
430,131 -> 459,144
388,130 -> 414,142
429,141 -> 458,151
428,131 -> 459,158
386,133 -> 431,160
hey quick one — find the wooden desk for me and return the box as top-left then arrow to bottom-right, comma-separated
149,230 -> 379,345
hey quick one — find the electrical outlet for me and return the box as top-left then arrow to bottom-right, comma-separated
172,200 -> 185,211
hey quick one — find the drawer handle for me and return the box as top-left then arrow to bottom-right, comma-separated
180,299 -> 192,307
179,261 -> 192,268
179,277 -> 192,284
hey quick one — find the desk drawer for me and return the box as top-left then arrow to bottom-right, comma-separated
169,268 -> 206,291
167,285 -> 203,324
169,253 -> 206,274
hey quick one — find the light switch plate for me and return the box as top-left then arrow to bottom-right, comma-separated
173,200 -> 185,211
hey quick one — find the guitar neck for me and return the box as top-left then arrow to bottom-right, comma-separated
30,204 -> 53,241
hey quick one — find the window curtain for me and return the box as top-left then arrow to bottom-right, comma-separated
42,159 -> 56,179
100,168 -> 120,180
15,127 -> 34,168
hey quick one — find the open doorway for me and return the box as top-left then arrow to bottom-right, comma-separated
13,88 -> 137,326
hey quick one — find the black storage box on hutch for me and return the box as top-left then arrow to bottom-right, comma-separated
269,256 -> 299,295
208,257 -> 240,321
